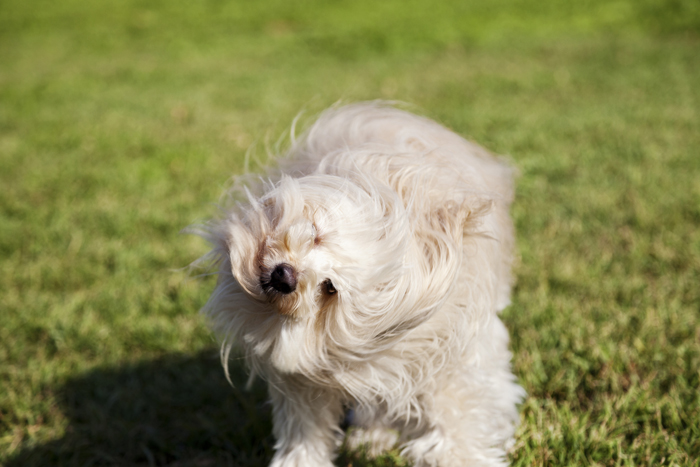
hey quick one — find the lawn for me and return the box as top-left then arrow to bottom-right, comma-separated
1,0 -> 699,465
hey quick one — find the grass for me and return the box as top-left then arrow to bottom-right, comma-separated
1,0 -> 699,465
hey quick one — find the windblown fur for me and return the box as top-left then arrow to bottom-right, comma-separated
199,102 -> 524,466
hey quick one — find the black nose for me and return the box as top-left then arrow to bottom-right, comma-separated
266,263 -> 297,294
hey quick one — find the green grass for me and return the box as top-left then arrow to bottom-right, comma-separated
1,0 -> 699,465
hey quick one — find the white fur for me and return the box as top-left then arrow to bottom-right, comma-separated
198,102 -> 524,466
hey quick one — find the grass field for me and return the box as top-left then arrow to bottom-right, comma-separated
1,0 -> 699,465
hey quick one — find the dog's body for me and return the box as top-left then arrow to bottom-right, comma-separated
201,103 -> 523,466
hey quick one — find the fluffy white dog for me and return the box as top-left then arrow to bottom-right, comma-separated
199,102 -> 524,466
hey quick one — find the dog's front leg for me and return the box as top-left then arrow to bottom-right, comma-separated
268,377 -> 344,467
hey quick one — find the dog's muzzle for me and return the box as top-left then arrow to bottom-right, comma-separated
266,263 -> 297,294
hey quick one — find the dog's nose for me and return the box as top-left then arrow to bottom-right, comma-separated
268,263 -> 297,294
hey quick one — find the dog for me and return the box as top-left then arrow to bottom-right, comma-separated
198,102 -> 524,466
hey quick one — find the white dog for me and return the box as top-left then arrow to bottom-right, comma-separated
199,102 -> 524,466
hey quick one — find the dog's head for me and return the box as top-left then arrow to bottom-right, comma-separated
203,152 -> 493,377
231,174 -> 406,319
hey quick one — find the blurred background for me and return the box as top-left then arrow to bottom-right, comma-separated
1,0 -> 698,465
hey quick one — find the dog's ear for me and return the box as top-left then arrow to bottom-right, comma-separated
414,194 -> 495,291
216,191 -> 276,300
368,195 -> 496,343
426,196 -> 494,245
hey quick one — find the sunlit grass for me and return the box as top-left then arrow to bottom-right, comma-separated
1,0 -> 698,465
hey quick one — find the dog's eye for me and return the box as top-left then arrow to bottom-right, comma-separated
322,279 -> 337,295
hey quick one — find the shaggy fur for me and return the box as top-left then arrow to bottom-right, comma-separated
198,102 -> 524,466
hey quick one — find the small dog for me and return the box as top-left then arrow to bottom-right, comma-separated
199,103 -> 524,466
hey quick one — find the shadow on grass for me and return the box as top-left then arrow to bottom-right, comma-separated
7,350 -> 275,467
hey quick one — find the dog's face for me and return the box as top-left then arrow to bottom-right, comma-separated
209,169 -> 469,375
249,175 -> 405,317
